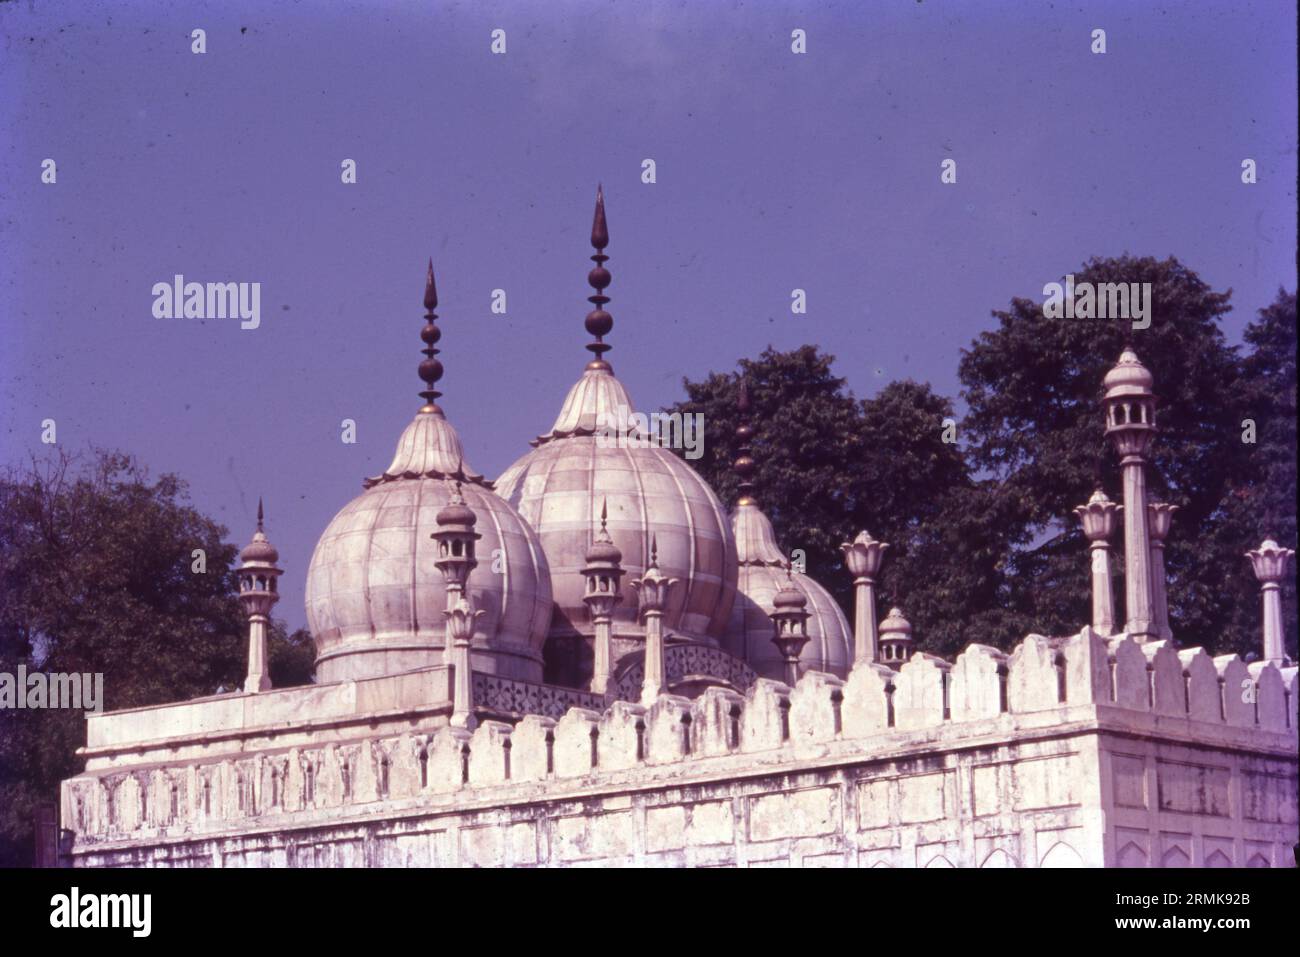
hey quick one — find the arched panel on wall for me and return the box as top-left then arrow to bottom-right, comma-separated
1040,841 -> 1084,868
1116,842 -> 1148,867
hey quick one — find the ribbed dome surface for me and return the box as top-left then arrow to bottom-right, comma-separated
495,366 -> 737,643
725,501 -> 852,679
306,409 -> 553,683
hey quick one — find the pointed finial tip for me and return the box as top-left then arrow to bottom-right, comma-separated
590,186 -> 609,250
256,497 -> 264,529
423,259 -> 438,311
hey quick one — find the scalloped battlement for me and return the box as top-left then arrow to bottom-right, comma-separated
61,627 -> 1297,848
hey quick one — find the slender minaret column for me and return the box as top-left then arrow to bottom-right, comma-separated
432,480 -> 482,726
769,570 -> 811,686
582,500 -> 624,698
632,537 -> 676,705
444,594 -> 484,729
841,531 -> 889,664
1247,539 -> 1295,665
1103,348 -> 1159,641
1074,490 -> 1121,636
1147,502 -> 1178,642
237,499 -> 281,694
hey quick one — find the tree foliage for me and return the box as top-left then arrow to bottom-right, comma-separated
0,449 -> 314,866
666,260 -> 1295,663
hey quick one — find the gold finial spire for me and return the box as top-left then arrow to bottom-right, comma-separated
584,185 -> 613,370
418,259 -> 444,413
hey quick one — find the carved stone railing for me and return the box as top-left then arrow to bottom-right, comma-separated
613,642 -> 757,702
471,672 -> 606,720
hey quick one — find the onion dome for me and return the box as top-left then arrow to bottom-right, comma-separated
1103,347 -> 1154,397
305,263 -> 553,684
723,382 -> 852,679
584,502 -> 623,565
773,579 -> 808,609
495,188 -> 738,665
436,477 -> 478,529
239,498 -> 280,564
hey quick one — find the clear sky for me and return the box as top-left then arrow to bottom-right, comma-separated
2,0 -> 1295,631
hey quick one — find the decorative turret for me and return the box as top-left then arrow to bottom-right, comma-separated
841,530 -> 888,664
237,499 -> 282,693
1147,502 -> 1178,642
1074,489 -> 1121,636
432,476 -> 481,601
878,607 -> 913,669
584,185 -> 614,372
769,571 -> 811,686
632,537 -> 677,705
582,500 -> 624,697
432,486 -> 485,729
1103,348 -> 1158,641
1246,538 -> 1295,665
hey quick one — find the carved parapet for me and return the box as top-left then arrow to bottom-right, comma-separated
1109,636 -> 1149,711
1214,655 -> 1253,727
468,720 -> 514,787
1061,627 -> 1111,705
788,670 -> 846,750
1143,641 -> 1184,717
427,726 -> 473,792
598,700 -> 647,771
690,686 -> 744,756
509,715 -> 556,783
1009,634 -> 1062,712
894,652 -> 953,730
1248,662 -> 1288,732
644,695 -> 694,764
842,660 -> 894,736
741,678 -> 792,752
1179,648 -> 1221,722
552,708 -> 602,778
949,644 -> 1007,722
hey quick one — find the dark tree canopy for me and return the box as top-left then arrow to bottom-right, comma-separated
665,261 -> 1295,662
663,346 -> 993,656
957,258 -> 1295,655
0,449 -> 315,866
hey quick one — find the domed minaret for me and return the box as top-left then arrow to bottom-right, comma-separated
582,500 -> 625,697
769,572 -> 811,686
237,499 -> 282,693
1103,347 -> 1158,641
433,482 -> 484,729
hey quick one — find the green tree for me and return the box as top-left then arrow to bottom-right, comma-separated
957,256 -> 1294,656
664,346 -> 992,656
0,449 -> 314,866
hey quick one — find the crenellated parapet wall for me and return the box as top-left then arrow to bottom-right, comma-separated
61,628 -> 1298,867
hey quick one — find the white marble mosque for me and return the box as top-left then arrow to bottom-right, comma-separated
59,190 -> 1297,868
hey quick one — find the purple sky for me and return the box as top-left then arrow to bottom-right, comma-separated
2,0 -> 1295,631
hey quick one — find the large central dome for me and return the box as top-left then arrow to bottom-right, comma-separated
495,363 -> 738,644
494,188 -> 737,684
